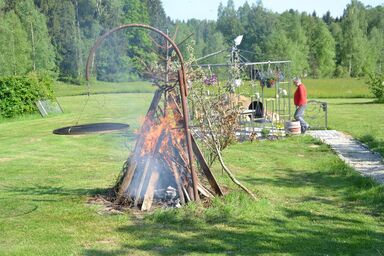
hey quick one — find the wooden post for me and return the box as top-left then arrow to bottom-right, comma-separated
168,91 -> 223,196
141,168 -> 160,211
191,136 -> 223,196
178,70 -> 199,202
117,156 -> 137,200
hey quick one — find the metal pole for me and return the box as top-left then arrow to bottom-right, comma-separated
178,70 -> 199,201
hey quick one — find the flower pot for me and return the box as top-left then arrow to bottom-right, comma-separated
285,121 -> 301,135
266,79 -> 275,88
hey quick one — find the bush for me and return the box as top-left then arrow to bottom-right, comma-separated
0,73 -> 54,118
367,73 -> 384,102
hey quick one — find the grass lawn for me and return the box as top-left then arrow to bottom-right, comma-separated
238,77 -> 371,99
1,88 -> 383,255
318,98 -> 384,156
53,80 -> 156,97
304,78 -> 371,98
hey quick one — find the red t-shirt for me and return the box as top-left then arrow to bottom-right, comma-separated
294,83 -> 307,106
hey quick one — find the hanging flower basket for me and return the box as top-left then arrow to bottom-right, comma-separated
260,77 -> 276,88
266,78 -> 276,88
203,74 -> 217,85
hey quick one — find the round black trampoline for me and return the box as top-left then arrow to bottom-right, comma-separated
53,122 -> 129,135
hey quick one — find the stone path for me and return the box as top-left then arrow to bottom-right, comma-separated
308,130 -> 384,183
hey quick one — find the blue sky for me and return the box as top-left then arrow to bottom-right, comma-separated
162,0 -> 383,21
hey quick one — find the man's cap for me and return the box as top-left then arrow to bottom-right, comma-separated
293,77 -> 301,83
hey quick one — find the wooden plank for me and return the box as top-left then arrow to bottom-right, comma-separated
168,93 -> 220,197
134,130 -> 167,207
133,157 -> 152,207
169,159 -> 186,205
197,183 -> 214,198
183,187 -> 191,202
117,156 -> 138,199
191,135 -> 224,196
141,168 -> 160,211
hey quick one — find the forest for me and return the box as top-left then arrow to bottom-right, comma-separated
0,0 -> 383,82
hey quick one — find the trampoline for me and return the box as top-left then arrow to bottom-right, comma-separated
53,122 -> 129,135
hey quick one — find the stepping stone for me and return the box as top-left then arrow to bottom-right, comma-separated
308,130 -> 384,183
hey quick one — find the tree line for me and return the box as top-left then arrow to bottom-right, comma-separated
0,0 -> 383,82
183,0 -> 384,78
0,0 -> 169,82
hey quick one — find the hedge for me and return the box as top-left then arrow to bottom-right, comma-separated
0,73 -> 54,118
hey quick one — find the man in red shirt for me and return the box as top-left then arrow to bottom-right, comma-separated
293,78 -> 309,134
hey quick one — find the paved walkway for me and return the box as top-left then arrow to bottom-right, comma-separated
308,130 -> 384,183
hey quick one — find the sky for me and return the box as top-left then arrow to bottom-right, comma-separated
162,0 -> 383,21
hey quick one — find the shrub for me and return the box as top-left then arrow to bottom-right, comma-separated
366,73 -> 384,102
0,72 -> 54,118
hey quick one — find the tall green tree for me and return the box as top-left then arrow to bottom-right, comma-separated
311,20 -> 336,77
15,0 -> 56,74
340,0 -> 370,76
277,10 -> 309,76
36,0 -> 80,80
328,21 -> 346,77
366,5 -> 384,73
0,11 -> 32,75
217,0 -> 243,44
240,2 -> 277,62
302,14 -> 336,77
145,0 -> 167,31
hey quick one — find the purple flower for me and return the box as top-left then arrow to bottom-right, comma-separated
204,74 -> 217,85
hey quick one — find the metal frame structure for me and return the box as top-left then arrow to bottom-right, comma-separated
196,44 -> 292,136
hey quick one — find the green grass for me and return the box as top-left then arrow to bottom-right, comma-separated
238,77 -> 372,99
53,80 -> 156,97
304,78 -> 371,98
324,98 -> 384,156
1,88 -> 383,255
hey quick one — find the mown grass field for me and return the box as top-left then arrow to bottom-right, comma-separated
304,78 -> 371,98
1,79 -> 383,255
325,98 -> 384,156
53,80 -> 156,97
238,77 -> 371,99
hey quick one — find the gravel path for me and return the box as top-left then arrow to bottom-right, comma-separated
308,130 -> 384,183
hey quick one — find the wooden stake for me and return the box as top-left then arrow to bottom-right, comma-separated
133,156 -> 152,207
141,168 -> 160,211
191,136 -> 223,196
117,156 -> 137,199
168,159 -> 186,205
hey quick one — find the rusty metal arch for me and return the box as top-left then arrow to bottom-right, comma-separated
84,24 -> 199,200
85,23 -> 187,89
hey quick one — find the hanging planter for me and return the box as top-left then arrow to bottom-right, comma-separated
203,74 -> 217,85
266,77 -> 276,88
259,77 -> 276,88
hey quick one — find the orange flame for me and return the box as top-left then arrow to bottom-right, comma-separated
138,105 -> 185,158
